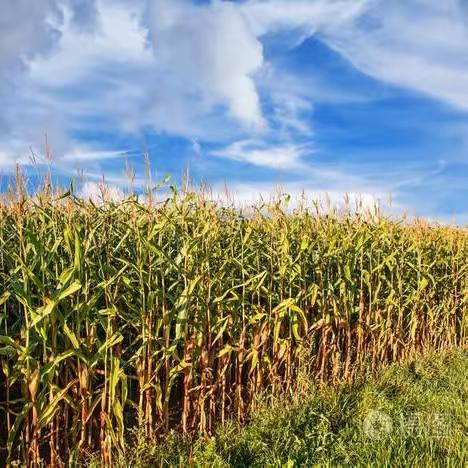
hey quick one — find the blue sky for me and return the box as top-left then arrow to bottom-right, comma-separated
0,0 -> 467,222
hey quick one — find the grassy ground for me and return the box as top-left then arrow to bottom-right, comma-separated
87,348 -> 467,467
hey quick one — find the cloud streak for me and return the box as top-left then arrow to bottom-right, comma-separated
212,140 -> 312,171
321,0 -> 468,111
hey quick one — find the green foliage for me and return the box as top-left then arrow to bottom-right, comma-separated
0,184 -> 466,466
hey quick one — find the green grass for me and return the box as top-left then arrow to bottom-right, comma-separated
91,349 -> 468,467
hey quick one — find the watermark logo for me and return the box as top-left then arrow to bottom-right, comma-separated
363,410 -> 393,439
363,411 -> 454,440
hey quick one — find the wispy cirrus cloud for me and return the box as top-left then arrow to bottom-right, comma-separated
321,0 -> 468,111
61,148 -> 128,163
240,0 -> 369,42
212,140 -> 312,171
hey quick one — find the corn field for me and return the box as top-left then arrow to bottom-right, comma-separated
0,183 -> 466,466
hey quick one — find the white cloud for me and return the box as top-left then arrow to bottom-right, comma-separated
0,150 -> 20,168
145,0 -> 265,130
191,139 -> 202,156
0,0 -> 370,169
238,0 -> 468,113
0,0 -> 60,80
0,0 -> 60,150
207,180 -> 388,214
0,0 -> 371,162
61,148 -> 128,163
241,0 -> 369,40
78,180 -> 125,203
212,140 -> 311,171
0,0 -> 266,169
0,0 -> 148,169
0,0 -> 98,168
28,1 -> 150,86
321,0 -> 468,111
0,0 -> 101,93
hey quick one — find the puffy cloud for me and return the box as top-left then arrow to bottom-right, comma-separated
0,0 -> 60,76
145,0 -> 265,130
0,0 -> 144,168
0,0 -> 59,141
0,0 -> 266,170
0,0 -> 99,90
0,0 -> 103,168
0,0 -> 369,168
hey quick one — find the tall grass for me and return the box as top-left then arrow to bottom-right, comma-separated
0,178 -> 466,466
